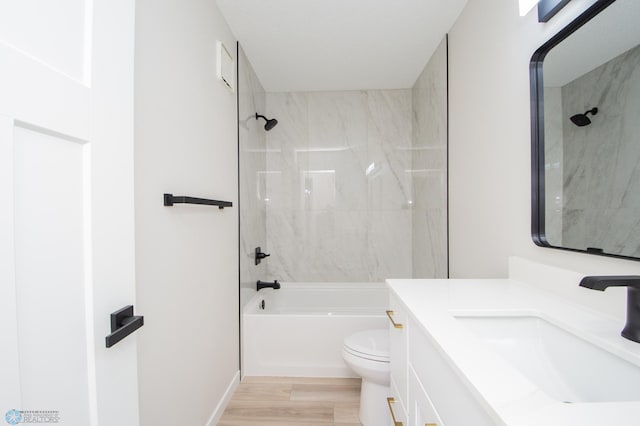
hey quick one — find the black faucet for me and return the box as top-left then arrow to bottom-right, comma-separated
579,276 -> 640,343
257,280 -> 280,291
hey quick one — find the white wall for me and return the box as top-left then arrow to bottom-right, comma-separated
134,1 -> 239,425
448,0 -> 640,279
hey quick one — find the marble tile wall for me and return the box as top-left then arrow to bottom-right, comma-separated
543,87 -> 564,246
238,45 -> 267,302
411,37 -> 448,278
264,90 -> 414,282
240,39 -> 449,283
561,44 -> 640,257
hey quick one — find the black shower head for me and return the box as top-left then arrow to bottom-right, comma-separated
264,118 -> 278,131
255,113 -> 278,131
570,107 -> 598,127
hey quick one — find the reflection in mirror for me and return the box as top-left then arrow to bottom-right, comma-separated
531,0 -> 640,259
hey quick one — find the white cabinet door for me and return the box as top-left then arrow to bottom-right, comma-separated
409,366 -> 444,426
409,318 -> 496,426
388,293 -> 409,411
387,395 -> 407,426
0,0 -> 139,425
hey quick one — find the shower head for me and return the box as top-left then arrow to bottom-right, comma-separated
570,107 -> 598,127
255,113 -> 278,131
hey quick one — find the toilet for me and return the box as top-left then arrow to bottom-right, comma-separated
342,329 -> 390,426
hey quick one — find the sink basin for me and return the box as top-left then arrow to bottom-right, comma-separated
454,313 -> 640,403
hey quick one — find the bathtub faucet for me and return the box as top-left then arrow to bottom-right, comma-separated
257,280 -> 280,291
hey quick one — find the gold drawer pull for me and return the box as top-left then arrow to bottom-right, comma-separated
386,397 -> 403,426
386,310 -> 403,329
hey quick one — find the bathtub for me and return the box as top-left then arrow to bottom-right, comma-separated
242,282 -> 389,377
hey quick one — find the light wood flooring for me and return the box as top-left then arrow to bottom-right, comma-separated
218,377 -> 363,426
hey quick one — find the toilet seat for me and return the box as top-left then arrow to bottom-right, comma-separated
343,329 -> 389,362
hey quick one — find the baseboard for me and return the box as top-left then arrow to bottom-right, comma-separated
206,370 -> 240,426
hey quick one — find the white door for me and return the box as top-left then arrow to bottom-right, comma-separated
0,1 -> 139,425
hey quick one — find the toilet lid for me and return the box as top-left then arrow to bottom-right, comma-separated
344,329 -> 389,361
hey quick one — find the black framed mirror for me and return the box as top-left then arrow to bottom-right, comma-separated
531,0 -> 640,260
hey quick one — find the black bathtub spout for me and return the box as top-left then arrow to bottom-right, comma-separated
257,280 -> 280,291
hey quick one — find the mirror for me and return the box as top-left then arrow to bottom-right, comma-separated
531,0 -> 640,260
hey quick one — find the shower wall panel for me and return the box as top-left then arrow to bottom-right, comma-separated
411,37 -> 449,278
264,90 -> 413,282
248,37 -> 449,283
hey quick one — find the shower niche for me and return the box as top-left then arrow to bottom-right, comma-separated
530,0 -> 640,260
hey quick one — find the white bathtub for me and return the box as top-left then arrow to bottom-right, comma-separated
242,282 -> 388,377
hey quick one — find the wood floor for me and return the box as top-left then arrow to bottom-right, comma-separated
218,377 -> 363,426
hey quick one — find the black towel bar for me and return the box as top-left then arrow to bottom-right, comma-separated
164,193 -> 232,209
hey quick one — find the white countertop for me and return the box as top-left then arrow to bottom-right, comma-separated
387,277 -> 640,426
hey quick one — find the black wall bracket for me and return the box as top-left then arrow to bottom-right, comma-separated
164,193 -> 233,209
105,305 -> 144,348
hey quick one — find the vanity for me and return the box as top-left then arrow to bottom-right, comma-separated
385,258 -> 640,426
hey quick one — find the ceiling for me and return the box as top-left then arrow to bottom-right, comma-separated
216,0 -> 468,92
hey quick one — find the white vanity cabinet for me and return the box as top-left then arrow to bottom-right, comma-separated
387,292 -> 408,424
388,289 -> 496,426
388,265 -> 640,426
